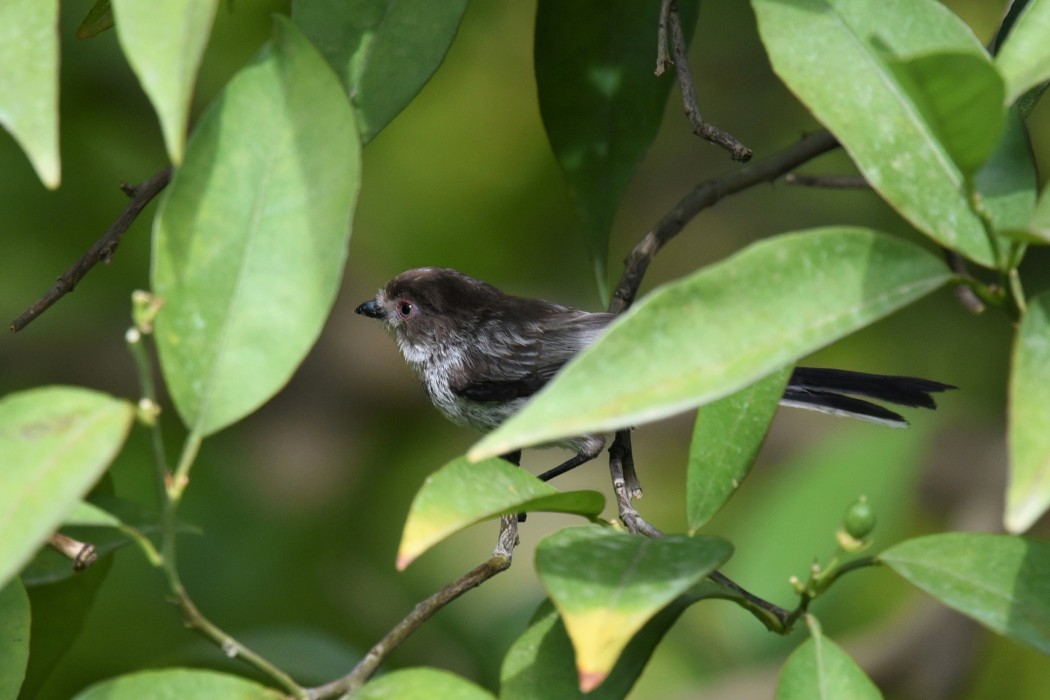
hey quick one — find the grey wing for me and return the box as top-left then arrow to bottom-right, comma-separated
452,308 -> 612,402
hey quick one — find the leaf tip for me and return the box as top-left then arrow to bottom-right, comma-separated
578,668 -> 606,693
395,549 -> 416,571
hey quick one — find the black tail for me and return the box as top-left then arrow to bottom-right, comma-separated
782,367 -> 956,427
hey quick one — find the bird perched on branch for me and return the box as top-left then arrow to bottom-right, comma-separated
356,267 -> 954,481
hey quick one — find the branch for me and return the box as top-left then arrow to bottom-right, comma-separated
308,547 -> 515,699
610,129 -> 839,314
783,173 -> 869,189
665,2 -> 752,162
10,166 -> 173,332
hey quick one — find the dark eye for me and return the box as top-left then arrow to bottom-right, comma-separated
396,300 -> 416,320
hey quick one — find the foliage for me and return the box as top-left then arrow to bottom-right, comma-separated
1,0 -> 1049,698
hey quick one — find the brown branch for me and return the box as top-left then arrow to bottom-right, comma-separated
10,166 -> 173,332
666,2 -> 752,162
307,547 -> 515,699
610,129 -> 839,314
47,533 -> 98,571
783,173 -> 870,189
655,0 -> 674,75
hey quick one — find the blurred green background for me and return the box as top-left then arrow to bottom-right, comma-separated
2,1 -> 1049,698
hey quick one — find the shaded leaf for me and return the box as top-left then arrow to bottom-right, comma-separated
76,0 -> 114,39
687,367 -> 792,532
535,525 -> 731,692
776,616 -> 882,699
888,51 -> 1005,176
1027,181 -> 1050,244
535,0 -> 699,297
397,456 -> 604,570
356,668 -> 494,700
20,556 -> 112,699
751,0 -> 997,266
974,107 -> 1038,240
0,387 -> 133,589
1007,292 -> 1050,532
153,18 -> 360,436
0,0 -> 59,188
72,668 -> 282,699
881,533 -> 1050,654
112,0 -> 218,164
470,228 -> 950,460
0,580 -> 30,700
995,0 -> 1050,104
292,0 -> 468,143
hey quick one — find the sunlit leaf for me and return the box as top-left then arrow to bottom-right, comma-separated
501,595 -> 715,700
752,0 -> 997,266
1007,292 -> 1050,532
535,0 -> 699,297
881,533 -> 1050,654
0,580 -> 30,700
687,367 -> 791,532
470,228 -> 950,460
397,456 -> 604,570
112,0 -> 218,164
1027,181 -> 1050,244
72,668 -> 282,699
776,616 -> 882,699
995,0 -> 1050,104
292,0 -> 468,143
535,525 -> 731,692
356,668 -> 494,700
0,387 -> 133,589
153,18 -> 360,436
0,0 -> 59,188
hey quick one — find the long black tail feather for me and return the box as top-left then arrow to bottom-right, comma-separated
783,367 -> 956,426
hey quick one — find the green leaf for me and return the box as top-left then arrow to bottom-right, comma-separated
687,366 -> 792,532
356,668 -> 495,700
0,0 -> 59,188
470,228 -> 951,460
1027,181 -> 1050,244
535,0 -> 699,297
974,107 -> 1038,240
535,525 -> 731,692
995,0 -> 1050,104
76,0 -> 114,39
153,17 -> 360,437
21,556 -> 112,699
0,580 -> 30,700
751,0 -> 997,266
62,500 -> 122,528
397,456 -> 604,570
1007,292 -> 1050,532
881,533 -> 1050,654
888,51 -> 1005,176
112,0 -> 218,165
776,617 -> 882,700
501,596 -> 709,700
72,668 -> 282,699
291,0 -> 468,144
0,387 -> 133,589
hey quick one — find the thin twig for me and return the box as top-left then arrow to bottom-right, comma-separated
47,533 -> 98,571
10,166 -> 173,332
307,552 -> 514,699
610,129 -> 839,314
783,173 -> 869,189
944,250 -> 987,314
666,3 -> 752,162
655,0 -> 673,75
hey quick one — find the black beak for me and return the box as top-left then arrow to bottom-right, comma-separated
355,300 -> 385,319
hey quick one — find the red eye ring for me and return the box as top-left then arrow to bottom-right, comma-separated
396,300 -> 416,320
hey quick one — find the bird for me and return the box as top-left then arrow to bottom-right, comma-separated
356,267 -> 954,481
